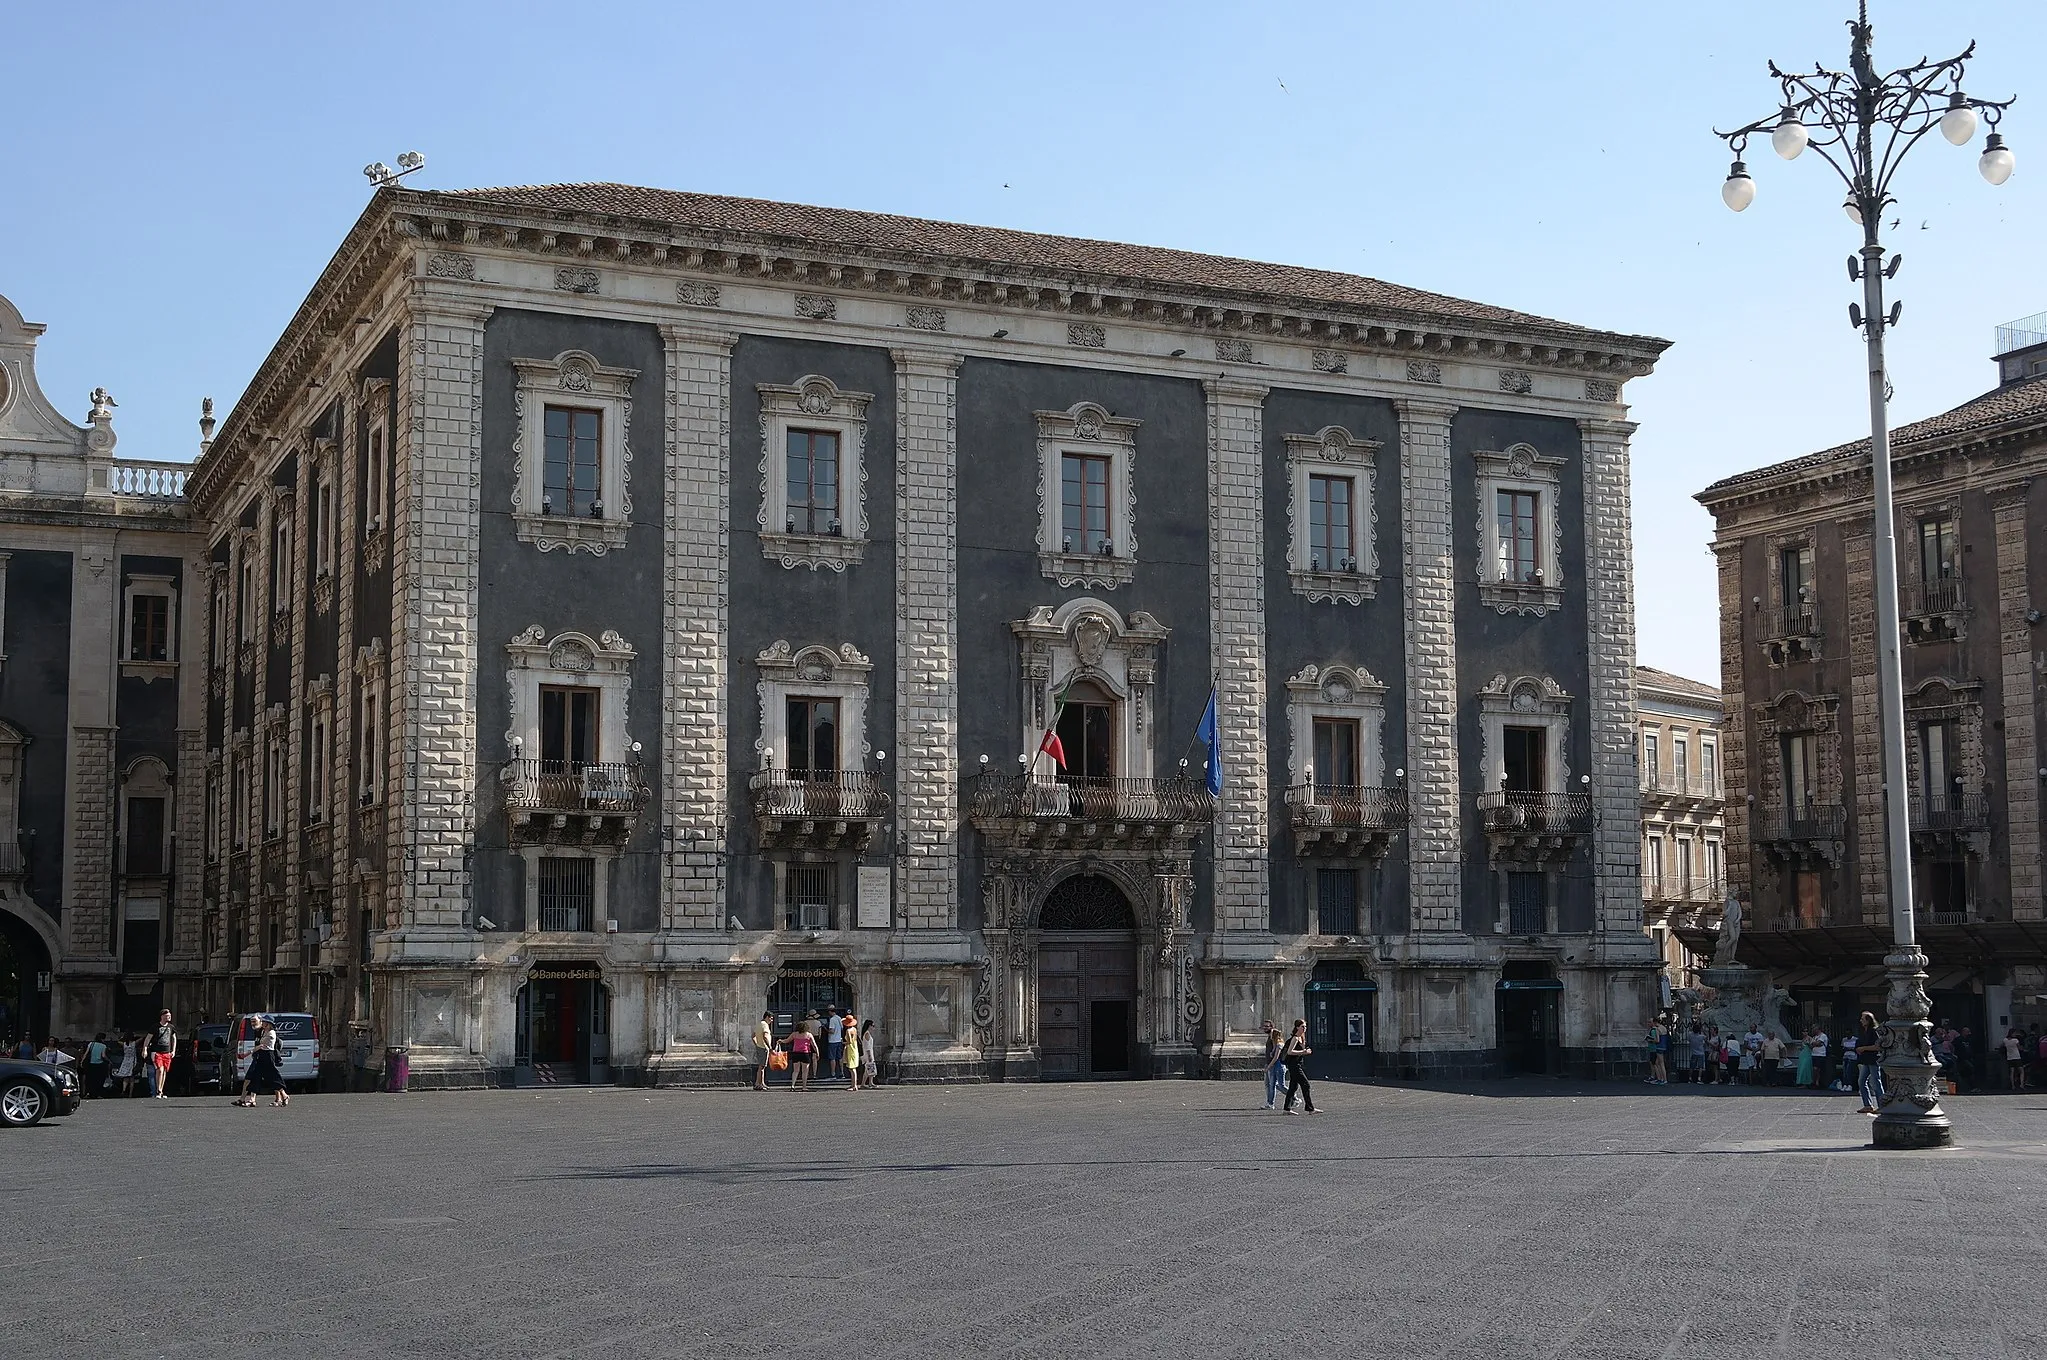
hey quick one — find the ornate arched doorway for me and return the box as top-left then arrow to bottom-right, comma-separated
1036,874 -> 1138,1079
0,904 -> 54,1050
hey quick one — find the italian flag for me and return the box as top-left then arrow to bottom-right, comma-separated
1036,673 -> 1077,770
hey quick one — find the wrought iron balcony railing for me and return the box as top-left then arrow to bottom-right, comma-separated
1476,790 -> 1593,834
969,774 -> 1213,828
1911,793 -> 1989,834
1284,782 -> 1409,829
748,770 -> 891,850
1756,803 -> 1846,842
1903,577 -> 1965,615
503,759 -> 649,814
1646,877 -> 1725,905
1768,600 -> 1820,640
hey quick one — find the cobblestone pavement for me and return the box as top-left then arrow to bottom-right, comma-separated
9,1079 -> 2047,1359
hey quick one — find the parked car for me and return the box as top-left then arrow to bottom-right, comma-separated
0,1057 -> 82,1127
190,1023 -> 231,1091
227,1013 -> 322,1091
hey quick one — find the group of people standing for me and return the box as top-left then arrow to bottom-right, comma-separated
1643,1012 -> 1895,1114
753,1006 -> 878,1091
20,1009 -> 181,1098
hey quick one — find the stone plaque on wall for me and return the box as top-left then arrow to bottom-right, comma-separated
857,867 -> 891,928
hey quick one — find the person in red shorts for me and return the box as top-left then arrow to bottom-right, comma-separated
147,1009 -> 178,1099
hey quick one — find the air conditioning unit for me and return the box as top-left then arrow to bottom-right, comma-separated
581,766 -> 633,803
798,902 -> 830,931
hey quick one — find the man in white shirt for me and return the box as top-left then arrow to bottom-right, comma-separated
826,1008 -> 847,1081
1811,1029 -> 1830,1089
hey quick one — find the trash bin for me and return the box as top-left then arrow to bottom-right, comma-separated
384,1045 -> 410,1093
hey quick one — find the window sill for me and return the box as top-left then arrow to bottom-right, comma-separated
1040,550 -> 1135,591
1478,580 -> 1564,617
1289,567 -> 1379,605
514,512 -> 630,556
760,531 -> 866,573
120,660 -> 179,683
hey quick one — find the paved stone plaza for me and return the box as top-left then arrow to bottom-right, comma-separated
9,1080 -> 2047,1359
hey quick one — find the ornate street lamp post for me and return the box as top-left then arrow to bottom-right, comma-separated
1714,2 -> 2014,1150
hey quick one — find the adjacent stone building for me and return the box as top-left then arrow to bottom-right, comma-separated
1695,313 -> 2047,1044
0,293 -> 199,1045
1636,665 -> 1726,987
18,181 -> 1673,1082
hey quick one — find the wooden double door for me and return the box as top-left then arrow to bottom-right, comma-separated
1038,933 -> 1137,1079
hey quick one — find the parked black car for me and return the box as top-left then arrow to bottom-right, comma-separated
0,1058 -> 81,1127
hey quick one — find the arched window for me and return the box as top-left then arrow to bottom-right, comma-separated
1038,875 -> 1137,931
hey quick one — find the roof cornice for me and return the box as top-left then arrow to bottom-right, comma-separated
1696,413 -> 2046,517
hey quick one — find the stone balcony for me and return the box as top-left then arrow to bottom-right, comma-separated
501,759 -> 648,847
1911,792 -> 1990,854
1477,790 -> 1592,864
1756,802 -> 1846,868
968,774 -> 1212,849
1284,782 -> 1407,858
1761,600 -> 1822,666
747,770 -> 890,851
1901,577 -> 1967,644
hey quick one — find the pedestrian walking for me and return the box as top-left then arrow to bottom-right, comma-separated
2005,1027 -> 2027,1090
1644,1019 -> 1668,1085
113,1033 -> 139,1096
1280,1019 -> 1317,1114
1839,1030 -> 1859,1094
82,1032 -> 110,1099
239,1019 -> 290,1108
752,1010 -> 775,1091
146,1009 -> 178,1099
858,1020 -> 879,1088
1856,1012 -> 1885,1113
788,1018 -> 817,1089
1260,1022 -> 1285,1109
843,1009 -> 861,1092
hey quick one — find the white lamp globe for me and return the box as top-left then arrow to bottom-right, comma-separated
1843,197 -> 1864,224
1981,133 -> 2015,185
1721,162 -> 1756,212
1772,114 -> 1808,160
1940,100 -> 1979,147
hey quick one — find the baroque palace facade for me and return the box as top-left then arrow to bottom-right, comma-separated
5,183 -> 1671,1084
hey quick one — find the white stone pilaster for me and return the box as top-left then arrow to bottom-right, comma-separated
659,325 -> 737,930
1394,399 -> 1462,934
390,297 -> 490,934
1204,378 -> 1270,932
1578,418 -> 1649,944
893,349 -> 962,930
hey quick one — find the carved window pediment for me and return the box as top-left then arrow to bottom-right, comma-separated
1474,442 -> 1567,616
1036,402 -> 1142,590
757,375 -> 873,572
1284,427 -> 1382,604
510,350 -> 638,555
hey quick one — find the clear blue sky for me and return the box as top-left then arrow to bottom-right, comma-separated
7,1 -> 2042,683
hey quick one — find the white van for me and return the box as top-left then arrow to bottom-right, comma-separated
229,1013 -> 322,1091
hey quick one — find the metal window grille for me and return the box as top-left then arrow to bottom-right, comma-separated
1507,872 -> 1547,934
1316,869 -> 1358,935
537,857 -> 596,932
784,862 -> 835,931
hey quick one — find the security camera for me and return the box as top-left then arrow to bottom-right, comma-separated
476,916 -> 497,931
727,915 -> 743,931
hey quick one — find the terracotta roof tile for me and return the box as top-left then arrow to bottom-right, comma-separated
1635,665 -> 1722,703
1699,374 -> 2047,500
428,182 -> 1665,347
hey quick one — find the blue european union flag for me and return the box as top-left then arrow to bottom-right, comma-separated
1195,688 -> 1222,795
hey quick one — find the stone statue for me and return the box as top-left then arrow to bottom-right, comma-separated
1714,893 -> 1743,966
88,387 -> 117,420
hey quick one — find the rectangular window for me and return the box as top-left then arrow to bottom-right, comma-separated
1675,838 -> 1693,894
122,907 -> 161,976
543,406 -> 603,517
1782,733 -> 1813,816
358,683 -> 382,803
265,742 -> 285,837
130,593 -> 170,662
313,475 -> 334,575
784,429 -> 840,535
271,520 -> 291,614
1706,841 -> 1722,895
1496,489 -> 1540,583
211,582 -> 227,666
536,857 -> 596,933
1315,868 -> 1358,935
1312,717 -> 1360,789
784,862 -> 836,931
364,421 -> 387,535
1794,869 -> 1822,929
1780,544 -> 1813,610
539,685 -> 601,766
1920,719 -> 1958,809
239,559 -> 256,641
1925,859 -> 1968,920
1503,725 -> 1546,793
307,713 -> 328,823
1645,835 -> 1664,895
125,797 -> 166,876
1507,871 -> 1547,934
1307,474 -> 1354,571
205,774 -> 220,862
785,697 -> 839,775
1918,515 -> 1959,583
1053,694 -> 1115,780
1642,732 -> 1659,787
1061,452 -> 1112,554
1673,735 -> 1689,791
1702,739 -> 1718,793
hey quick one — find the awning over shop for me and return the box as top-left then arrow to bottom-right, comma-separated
1674,919 -> 2047,977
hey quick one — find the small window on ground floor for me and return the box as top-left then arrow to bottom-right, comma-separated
784,862 -> 836,931
1507,871 -> 1547,934
537,857 -> 597,932
1316,868 -> 1359,935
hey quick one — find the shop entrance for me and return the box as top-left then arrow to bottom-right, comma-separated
1306,961 -> 1377,1083
1036,875 -> 1138,1080
767,961 -> 855,1044
1497,965 -> 1563,1076
515,967 -> 609,1084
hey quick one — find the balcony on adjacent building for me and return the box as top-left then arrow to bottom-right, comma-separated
1901,578 -> 1967,644
1285,782 -> 1408,858
1646,876 -> 1725,907
1477,790 -> 1592,863
1911,792 -> 1990,855
969,774 -> 1213,849
1756,802 -> 1846,867
1761,600 -> 1823,666
501,759 -> 648,846
748,769 -> 890,851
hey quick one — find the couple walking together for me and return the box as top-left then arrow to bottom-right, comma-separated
1261,1020 -> 1318,1113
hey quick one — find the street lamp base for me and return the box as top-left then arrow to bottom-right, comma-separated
1873,945 -> 1955,1149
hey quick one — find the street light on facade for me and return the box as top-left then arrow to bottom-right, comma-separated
1713,2 -> 2016,1150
